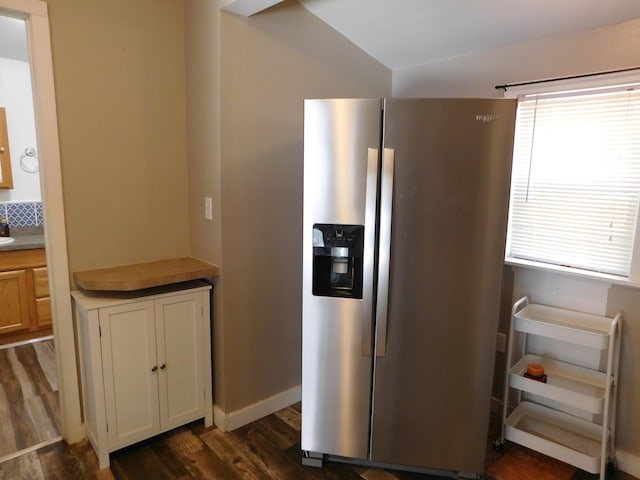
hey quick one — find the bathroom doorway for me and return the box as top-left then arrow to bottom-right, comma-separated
0,0 -> 81,454
0,15 -> 51,344
0,13 -> 61,460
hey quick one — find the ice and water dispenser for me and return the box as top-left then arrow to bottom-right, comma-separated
312,224 -> 364,299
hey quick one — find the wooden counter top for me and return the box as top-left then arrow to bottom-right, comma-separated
74,257 -> 220,291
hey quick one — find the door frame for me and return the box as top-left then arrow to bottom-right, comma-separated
0,0 -> 83,443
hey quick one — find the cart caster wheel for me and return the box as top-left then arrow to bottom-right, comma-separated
492,439 -> 504,451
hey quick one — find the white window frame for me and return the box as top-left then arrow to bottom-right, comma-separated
503,69 -> 640,287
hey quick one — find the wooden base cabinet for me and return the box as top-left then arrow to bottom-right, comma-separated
0,249 -> 52,345
72,281 -> 213,469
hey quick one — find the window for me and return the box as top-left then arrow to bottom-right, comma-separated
506,84 -> 640,279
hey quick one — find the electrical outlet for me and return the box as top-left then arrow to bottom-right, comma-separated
204,197 -> 213,220
496,332 -> 507,354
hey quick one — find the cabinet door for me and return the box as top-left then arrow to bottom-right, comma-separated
99,300 -> 160,449
0,270 -> 30,334
155,292 -> 205,430
32,267 -> 52,327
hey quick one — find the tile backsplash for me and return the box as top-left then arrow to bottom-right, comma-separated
0,201 -> 43,227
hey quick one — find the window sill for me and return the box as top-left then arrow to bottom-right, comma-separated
504,257 -> 640,290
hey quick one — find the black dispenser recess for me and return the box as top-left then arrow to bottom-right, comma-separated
312,224 -> 364,299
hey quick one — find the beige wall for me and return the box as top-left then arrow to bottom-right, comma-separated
45,0 -> 389,433
217,0 -> 391,412
184,0 -> 225,406
46,0 -> 190,275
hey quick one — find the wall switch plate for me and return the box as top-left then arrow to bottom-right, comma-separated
496,332 -> 506,354
204,197 -> 213,220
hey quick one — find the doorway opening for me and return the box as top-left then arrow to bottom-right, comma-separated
0,0 -> 82,453
0,13 -> 61,460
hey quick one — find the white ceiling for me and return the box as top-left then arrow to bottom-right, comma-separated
297,0 -> 640,70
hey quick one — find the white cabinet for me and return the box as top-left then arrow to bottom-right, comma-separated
72,281 -> 213,469
499,296 -> 621,480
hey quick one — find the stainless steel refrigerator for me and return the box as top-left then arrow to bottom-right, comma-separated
301,98 -> 517,477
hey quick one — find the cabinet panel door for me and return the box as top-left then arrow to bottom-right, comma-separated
155,292 -> 204,429
0,270 -> 30,334
32,268 -> 51,327
32,267 -> 49,298
35,298 -> 52,327
100,300 -> 160,448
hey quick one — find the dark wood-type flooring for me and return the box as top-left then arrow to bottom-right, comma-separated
0,338 -> 60,460
0,339 -> 636,479
0,402 -> 636,480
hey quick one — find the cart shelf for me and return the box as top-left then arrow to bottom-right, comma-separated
513,304 -> 614,349
509,354 -> 606,413
505,401 -> 606,474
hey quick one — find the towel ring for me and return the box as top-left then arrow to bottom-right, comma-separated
20,147 -> 39,173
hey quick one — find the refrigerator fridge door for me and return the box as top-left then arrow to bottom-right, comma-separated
302,99 -> 382,459
370,99 -> 517,473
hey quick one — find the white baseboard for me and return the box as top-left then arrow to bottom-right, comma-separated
66,422 -> 86,444
213,384 -> 301,432
616,449 -> 640,478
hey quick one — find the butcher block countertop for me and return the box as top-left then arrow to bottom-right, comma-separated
74,257 -> 220,291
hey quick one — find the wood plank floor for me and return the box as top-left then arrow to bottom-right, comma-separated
0,401 -> 636,480
0,339 -> 634,479
0,338 -> 60,461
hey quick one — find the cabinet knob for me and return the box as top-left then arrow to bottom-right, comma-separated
0,146 -> 5,153
151,365 -> 158,372
160,363 -> 166,370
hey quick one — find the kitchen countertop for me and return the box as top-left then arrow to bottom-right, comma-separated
0,226 -> 45,252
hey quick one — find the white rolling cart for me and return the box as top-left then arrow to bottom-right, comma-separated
497,296 -> 622,479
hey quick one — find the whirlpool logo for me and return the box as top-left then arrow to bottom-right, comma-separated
475,114 -> 498,123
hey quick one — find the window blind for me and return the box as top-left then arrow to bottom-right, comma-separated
507,87 -> 640,277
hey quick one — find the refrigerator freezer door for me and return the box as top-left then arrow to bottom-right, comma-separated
370,98 -> 517,473
302,99 -> 382,459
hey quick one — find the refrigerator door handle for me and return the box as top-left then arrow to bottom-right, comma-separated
362,147 -> 379,356
375,147 -> 394,358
